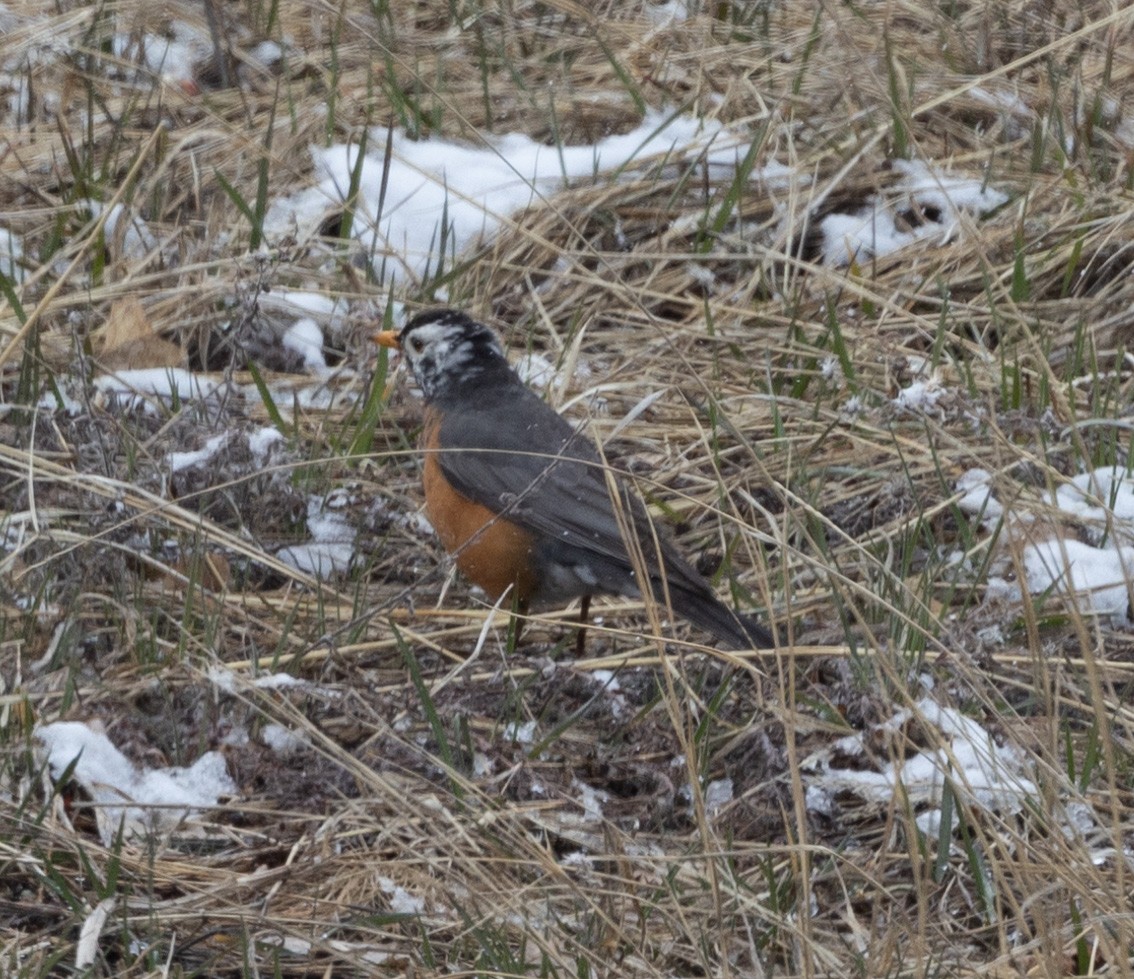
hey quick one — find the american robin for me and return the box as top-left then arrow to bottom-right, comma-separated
375,309 -> 773,649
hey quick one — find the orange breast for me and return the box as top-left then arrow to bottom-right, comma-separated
421,411 -> 538,606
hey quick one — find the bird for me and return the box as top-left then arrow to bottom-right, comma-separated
374,308 -> 773,649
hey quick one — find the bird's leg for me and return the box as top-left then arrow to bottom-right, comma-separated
508,592 -> 526,651
574,595 -> 591,657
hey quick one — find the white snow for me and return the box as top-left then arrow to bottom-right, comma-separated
276,494 -> 355,577
281,318 -> 327,371
1009,467 -> 1134,621
258,289 -> 347,327
3,66 -> 33,122
820,159 -> 1007,267
209,666 -> 312,698
250,380 -> 358,413
265,111 -> 792,282
806,690 -> 1100,860
35,720 -> 235,845
207,665 -> 238,694
955,468 -> 1004,523
248,40 -> 284,68
112,21 -> 208,88
378,876 -> 426,915
254,672 -> 306,690
969,86 -> 1033,121
590,669 -> 620,691
94,368 -> 220,408
0,224 -> 25,283
591,668 -> 629,719
969,86 -> 1034,140
168,432 -> 229,472
514,351 -> 557,389
971,465 -> 1134,624
1017,537 -> 1134,623
77,199 -> 158,260
893,376 -> 945,415
503,719 -> 537,745
260,723 -> 310,756
1055,467 -> 1134,533
643,0 -> 692,26
0,4 -> 25,36
276,539 -> 353,576
704,777 -> 733,814
37,389 -> 83,416
248,426 -> 285,460
804,697 -> 1036,828
574,779 -> 609,822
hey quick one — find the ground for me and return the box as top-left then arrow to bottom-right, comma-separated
2,1 -> 1134,976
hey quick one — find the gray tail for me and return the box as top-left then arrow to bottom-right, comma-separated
669,586 -> 774,649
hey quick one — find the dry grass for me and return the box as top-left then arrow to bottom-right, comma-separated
3,0 -> 1134,975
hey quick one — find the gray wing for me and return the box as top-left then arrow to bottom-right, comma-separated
434,384 -> 772,647
436,391 -> 631,551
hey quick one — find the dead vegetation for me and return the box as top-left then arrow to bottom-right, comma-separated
3,0 -> 1134,976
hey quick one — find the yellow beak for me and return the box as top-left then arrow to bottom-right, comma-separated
373,329 -> 400,349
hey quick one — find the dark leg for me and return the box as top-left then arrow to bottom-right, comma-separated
509,594 -> 526,650
574,594 -> 591,656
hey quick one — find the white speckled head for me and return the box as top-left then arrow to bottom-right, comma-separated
395,309 -> 506,400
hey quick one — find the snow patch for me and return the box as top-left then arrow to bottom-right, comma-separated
36,721 -> 234,844
1056,467 -> 1134,535
955,468 -> 1004,524
94,368 -> 220,409
378,877 -> 425,915
276,494 -> 356,577
820,160 -> 1007,267
704,777 -> 733,814
168,432 -> 229,472
1016,538 -> 1134,623
261,723 -> 310,756
504,719 -> 537,745
266,111 -> 795,282
281,318 -> 327,372
804,697 -> 1036,829
248,426 -> 285,460
0,224 -> 25,283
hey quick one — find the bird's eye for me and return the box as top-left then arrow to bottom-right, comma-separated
406,336 -> 424,355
